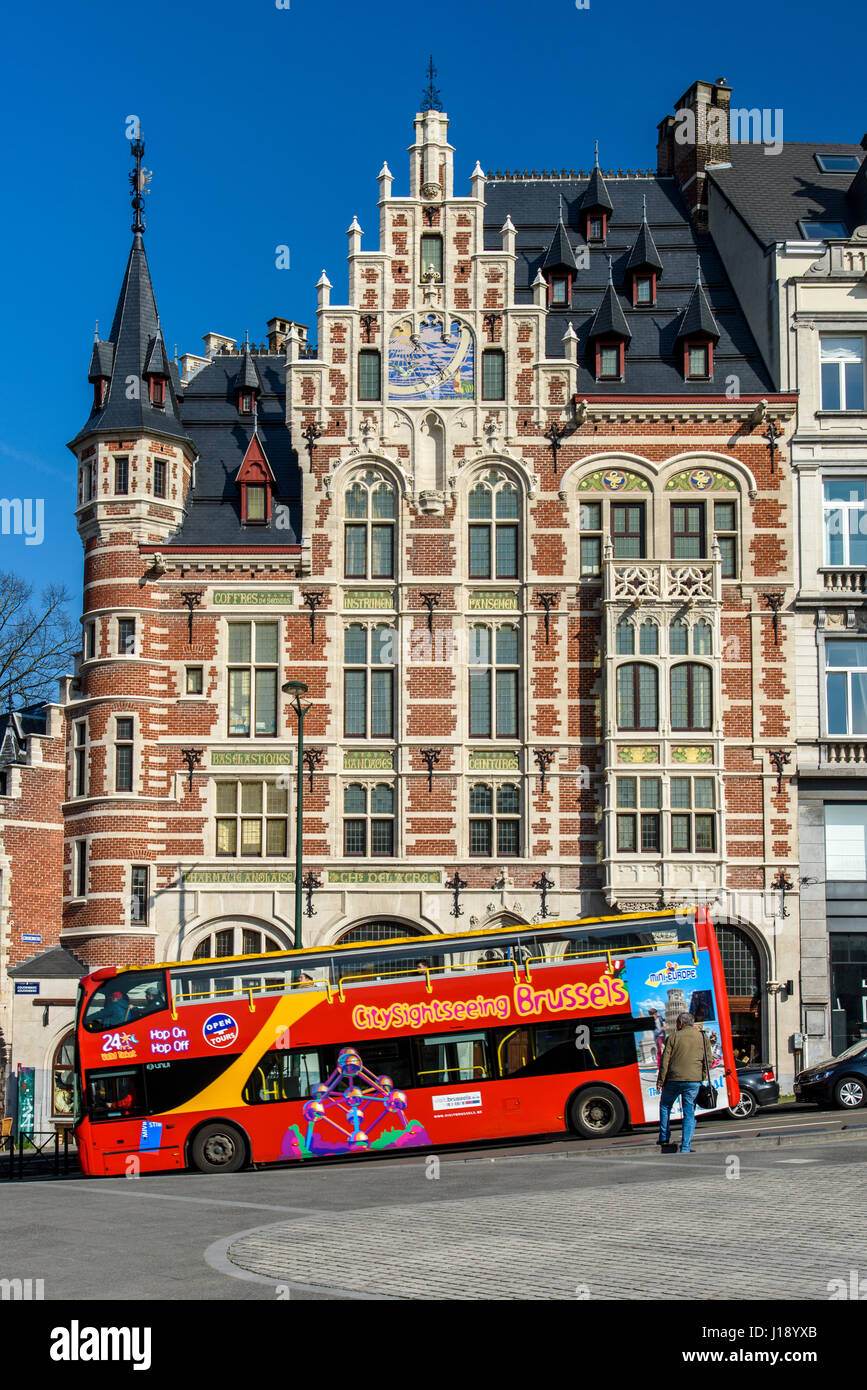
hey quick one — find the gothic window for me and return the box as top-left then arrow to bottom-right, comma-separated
227,621 -> 278,737
482,350 -> 505,401
215,780 -> 289,857
420,234 -> 443,280
670,663 -> 712,731
616,662 -> 658,731
358,350 -> 382,401
343,624 -> 395,739
469,624 -> 519,739
469,783 -> 521,857
468,478 -> 520,579
343,783 -> 396,856
344,475 -> 396,579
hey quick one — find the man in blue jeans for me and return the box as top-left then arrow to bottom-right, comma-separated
656,1011 -> 709,1153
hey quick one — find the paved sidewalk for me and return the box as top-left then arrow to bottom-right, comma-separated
225,1154 -> 867,1300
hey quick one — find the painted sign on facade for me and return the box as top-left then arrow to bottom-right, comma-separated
468,751 -> 520,771
212,590 -> 296,606
343,590 -> 395,610
211,750 -> 293,766
343,751 -> 395,770
468,590 -> 519,610
327,869 -> 440,884
178,869 -> 295,884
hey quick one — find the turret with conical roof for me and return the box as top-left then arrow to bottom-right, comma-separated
68,136 -> 196,546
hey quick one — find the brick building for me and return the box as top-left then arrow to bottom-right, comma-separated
3,78 -> 812,1119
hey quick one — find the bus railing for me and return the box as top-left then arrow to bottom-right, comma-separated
166,937 -> 699,1011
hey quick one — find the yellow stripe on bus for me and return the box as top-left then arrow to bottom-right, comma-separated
163,992 -> 325,1116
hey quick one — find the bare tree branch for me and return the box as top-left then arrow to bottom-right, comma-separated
0,571 -> 78,707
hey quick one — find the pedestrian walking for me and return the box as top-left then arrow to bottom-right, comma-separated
656,1011 -> 711,1154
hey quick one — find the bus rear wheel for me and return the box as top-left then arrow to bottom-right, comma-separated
568,1087 -> 626,1140
189,1122 -> 247,1174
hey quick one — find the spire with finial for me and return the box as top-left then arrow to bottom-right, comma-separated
421,55 -> 443,113
128,133 -> 152,234
559,193 -> 564,221
696,254 -> 703,285
606,254 -> 614,284
594,141 -> 599,168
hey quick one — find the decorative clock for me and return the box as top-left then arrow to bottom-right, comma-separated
387,315 -> 474,401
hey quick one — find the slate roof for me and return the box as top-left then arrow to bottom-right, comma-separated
676,272 -> 721,341
625,205 -> 664,274
542,218 -> 579,272
166,354 -> 302,548
8,946 -> 88,979
707,142 -> 865,246
588,272 -> 632,340
70,233 -> 191,448
0,705 -> 47,764
484,176 -> 773,394
233,345 -> 262,392
581,164 -> 614,214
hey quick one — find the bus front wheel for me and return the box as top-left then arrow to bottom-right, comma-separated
568,1087 -> 626,1140
189,1122 -> 248,1174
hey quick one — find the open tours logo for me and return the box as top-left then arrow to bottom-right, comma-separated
202,1012 -> 239,1049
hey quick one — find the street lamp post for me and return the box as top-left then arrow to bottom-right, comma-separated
282,680 -> 312,952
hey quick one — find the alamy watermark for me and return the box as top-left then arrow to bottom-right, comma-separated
0,498 -> 44,546
674,106 -> 783,157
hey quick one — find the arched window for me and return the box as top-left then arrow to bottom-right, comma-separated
717,924 -> 763,1064
670,618 -> 689,655
693,619 -> 712,655
469,624 -> 519,738
615,620 -> 634,654
468,479 -> 520,579
336,921 -> 432,980
52,1033 -> 75,1119
616,662 -> 658,730
639,620 -> 659,655
671,663 -> 712,730
192,925 -> 285,959
343,782 -> 395,856
344,475 -> 395,579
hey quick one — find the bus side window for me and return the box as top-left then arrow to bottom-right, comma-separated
495,1027 -> 535,1078
414,1032 -> 490,1086
242,1048 -> 322,1104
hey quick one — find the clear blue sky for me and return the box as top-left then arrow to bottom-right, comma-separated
1,0 -> 864,613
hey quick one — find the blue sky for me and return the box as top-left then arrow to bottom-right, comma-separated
1,0 -> 864,613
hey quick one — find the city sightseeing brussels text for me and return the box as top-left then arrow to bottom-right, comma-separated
352,974 -> 628,1031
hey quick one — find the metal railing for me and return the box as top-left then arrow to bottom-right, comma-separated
1,1129 -> 76,1180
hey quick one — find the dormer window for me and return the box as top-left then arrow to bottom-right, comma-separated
684,341 -> 712,380
633,273 -> 656,307
149,376 -> 166,407
239,392 -> 253,414
244,484 -> 267,523
549,275 -> 570,306
94,379 -> 107,409
585,213 -> 606,243
596,341 -> 624,381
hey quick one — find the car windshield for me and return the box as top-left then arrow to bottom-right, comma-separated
834,1040 -> 867,1062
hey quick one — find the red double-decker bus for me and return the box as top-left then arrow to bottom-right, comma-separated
73,908 -> 738,1175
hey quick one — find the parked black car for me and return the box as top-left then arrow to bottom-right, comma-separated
794,1040 -> 867,1110
728,1063 -> 780,1118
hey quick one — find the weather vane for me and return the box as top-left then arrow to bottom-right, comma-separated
129,134 -> 152,234
421,56 -> 443,113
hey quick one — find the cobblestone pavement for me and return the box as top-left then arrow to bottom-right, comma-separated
225,1154 -> 867,1300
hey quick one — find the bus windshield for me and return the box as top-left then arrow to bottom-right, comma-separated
82,971 -> 169,1032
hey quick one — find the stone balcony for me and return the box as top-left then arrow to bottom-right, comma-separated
820,568 -> 867,596
820,739 -> 867,766
604,548 -> 722,606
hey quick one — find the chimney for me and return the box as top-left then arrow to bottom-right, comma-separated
657,79 -> 732,226
267,317 -> 289,352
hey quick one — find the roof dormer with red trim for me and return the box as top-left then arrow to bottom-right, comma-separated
625,195 -> 663,306
580,145 -> 613,244
144,335 -> 169,408
233,341 -> 261,415
235,429 -> 276,524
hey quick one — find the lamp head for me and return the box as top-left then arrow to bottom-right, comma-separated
282,680 -> 309,696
